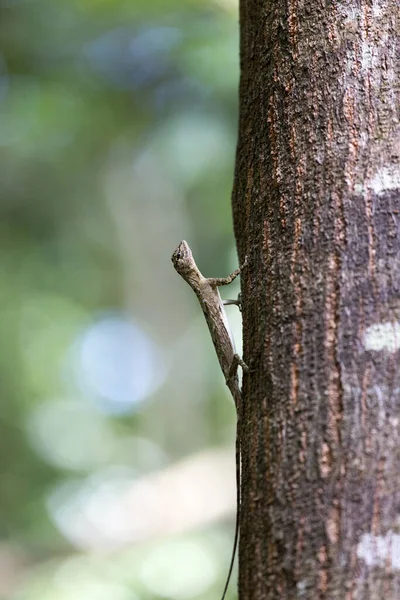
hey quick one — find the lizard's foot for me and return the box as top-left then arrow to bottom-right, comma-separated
227,354 -> 249,385
236,353 -> 249,373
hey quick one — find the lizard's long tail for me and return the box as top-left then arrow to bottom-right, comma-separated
221,427 -> 241,600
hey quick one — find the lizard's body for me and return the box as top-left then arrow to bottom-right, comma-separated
171,241 -> 247,600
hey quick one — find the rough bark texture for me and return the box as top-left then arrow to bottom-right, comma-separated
232,1 -> 400,598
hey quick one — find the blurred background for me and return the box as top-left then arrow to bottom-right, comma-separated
0,0 -> 242,598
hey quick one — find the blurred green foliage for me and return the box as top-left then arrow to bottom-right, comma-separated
0,0 -> 241,598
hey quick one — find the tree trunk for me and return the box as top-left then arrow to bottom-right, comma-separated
232,1 -> 400,598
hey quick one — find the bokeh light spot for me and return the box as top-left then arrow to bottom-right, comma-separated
26,400 -> 114,471
140,539 -> 217,598
75,314 -> 166,414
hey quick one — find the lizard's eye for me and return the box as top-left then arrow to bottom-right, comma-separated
176,251 -> 182,259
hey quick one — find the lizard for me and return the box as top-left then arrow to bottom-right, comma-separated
171,240 -> 248,600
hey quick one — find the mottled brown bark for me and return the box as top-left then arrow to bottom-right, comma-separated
232,1 -> 400,598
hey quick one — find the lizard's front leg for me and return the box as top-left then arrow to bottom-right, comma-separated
208,257 -> 248,287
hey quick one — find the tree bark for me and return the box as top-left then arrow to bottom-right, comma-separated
232,1 -> 400,598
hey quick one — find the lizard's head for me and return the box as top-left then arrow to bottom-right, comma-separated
171,240 -> 195,276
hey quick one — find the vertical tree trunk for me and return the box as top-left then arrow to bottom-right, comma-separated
232,1 -> 400,598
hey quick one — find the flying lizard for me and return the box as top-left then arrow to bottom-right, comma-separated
171,240 -> 248,600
